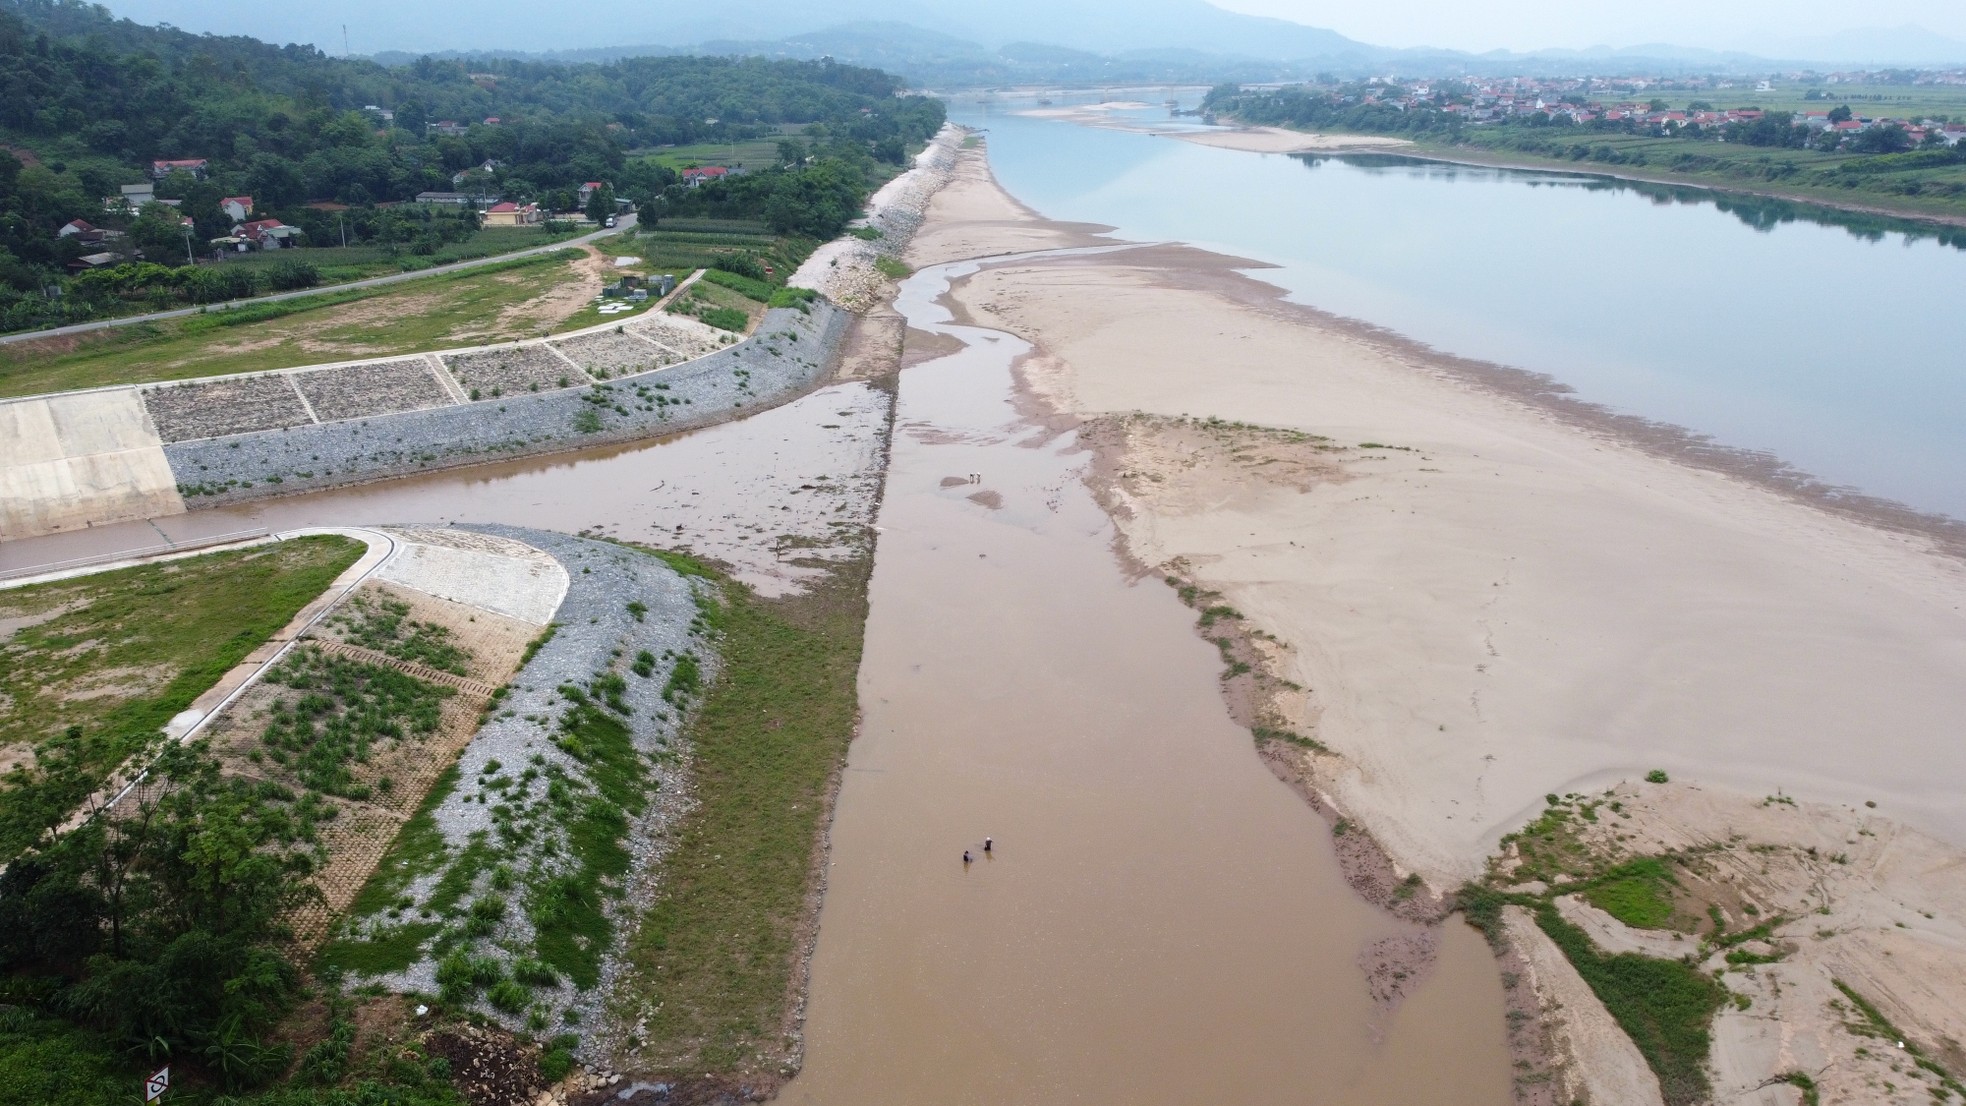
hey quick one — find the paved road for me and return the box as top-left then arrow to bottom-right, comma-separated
0,215 -> 636,346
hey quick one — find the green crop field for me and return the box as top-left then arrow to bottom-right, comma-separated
1648,83 -> 1966,120
636,127 -> 808,172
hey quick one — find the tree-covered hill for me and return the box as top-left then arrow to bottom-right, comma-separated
0,0 -> 943,331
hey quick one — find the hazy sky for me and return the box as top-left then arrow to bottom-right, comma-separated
1213,0 -> 1966,52
100,0 -> 1966,55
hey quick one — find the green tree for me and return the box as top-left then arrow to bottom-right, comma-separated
1851,123 -> 1913,154
128,202 -> 192,264
584,183 -> 616,223
1828,104 -> 1854,123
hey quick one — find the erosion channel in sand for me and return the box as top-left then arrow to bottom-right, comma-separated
783,244 -> 1513,1101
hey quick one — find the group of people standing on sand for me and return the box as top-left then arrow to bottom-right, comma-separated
962,837 -> 993,864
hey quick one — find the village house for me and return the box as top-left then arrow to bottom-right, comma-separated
150,158 -> 208,180
235,218 -> 301,249
427,120 -> 469,137
681,166 -> 729,187
577,181 -> 606,203
104,182 -> 155,214
481,201 -> 541,226
415,191 -> 474,205
220,195 -> 253,222
451,159 -> 502,187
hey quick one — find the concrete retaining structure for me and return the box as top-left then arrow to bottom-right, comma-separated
0,299 -> 848,537
163,300 -> 848,507
0,388 -> 184,536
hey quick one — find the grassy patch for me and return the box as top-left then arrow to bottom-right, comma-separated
0,535 -> 362,861
873,256 -> 911,280
326,593 -> 471,673
638,134 -> 802,171
531,701 -> 644,989
0,251 -> 582,398
631,222 -> 815,282
255,645 -> 454,800
1584,857 -> 1679,929
613,551 -> 871,1074
667,279 -> 760,334
1535,903 -> 1725,1106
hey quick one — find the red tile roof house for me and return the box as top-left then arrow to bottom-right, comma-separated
235,218 -> 300,249
577,181 -> 605,203
481,201 -> 542,226
58,218 -> 104,241
150,158 -> 209,180
220,195 -> 253,222
681,166 -> 729,187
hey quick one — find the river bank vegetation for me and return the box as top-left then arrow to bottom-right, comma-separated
608,544 -> 873,1087
1204,80 -> 1966,226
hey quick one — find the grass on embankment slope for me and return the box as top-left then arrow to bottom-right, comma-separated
0,250 -> 587,400
1401,134 -> 1966,228
610,546 -> 872,1082
0,534 -> 364,862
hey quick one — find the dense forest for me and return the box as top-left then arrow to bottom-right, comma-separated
0,0 -> 943,331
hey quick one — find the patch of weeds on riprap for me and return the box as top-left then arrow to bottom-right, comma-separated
319,533 -> 721,1038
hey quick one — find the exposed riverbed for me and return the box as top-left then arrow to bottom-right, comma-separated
782,253 -> 1512,1105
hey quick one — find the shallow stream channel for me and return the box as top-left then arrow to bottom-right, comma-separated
783,255 -> 1513,1105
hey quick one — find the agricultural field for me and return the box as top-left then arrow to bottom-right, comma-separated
666,277 -> 765,335
0,250 -> 596,399
0,534 -> 364,862
630,218 -> 818,282
634,127 -> 808,172
207,225 -> 585,286
1650,82 -> 1966,120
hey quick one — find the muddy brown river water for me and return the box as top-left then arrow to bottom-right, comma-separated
783,258 -> 1511,1105
0,253 -> 1514,1104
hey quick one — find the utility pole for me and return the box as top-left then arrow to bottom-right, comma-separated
343,24 -> 350,56
182,223 -> 194,265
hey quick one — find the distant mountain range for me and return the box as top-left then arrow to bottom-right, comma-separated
97,0 -> 1966,81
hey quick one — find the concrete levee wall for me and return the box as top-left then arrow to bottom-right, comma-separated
151,301 -> 846,508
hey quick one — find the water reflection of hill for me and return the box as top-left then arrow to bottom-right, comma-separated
1300,153 -> 1966,249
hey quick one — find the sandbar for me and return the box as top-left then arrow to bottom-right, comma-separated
910,134 -> 1966,1105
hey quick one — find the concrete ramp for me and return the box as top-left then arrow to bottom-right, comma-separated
0,389 -> 184,538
